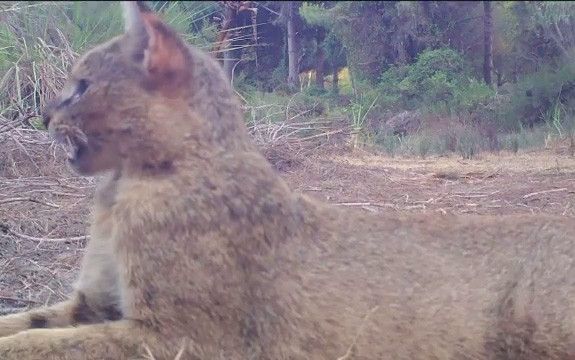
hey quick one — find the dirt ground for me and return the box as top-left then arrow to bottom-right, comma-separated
284,148 -> 575,217
1,130 -> 574,315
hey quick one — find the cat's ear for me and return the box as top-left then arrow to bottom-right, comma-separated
121,1 -> 188,84
121,1 -> 150,35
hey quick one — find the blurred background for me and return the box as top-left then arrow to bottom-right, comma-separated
1,1 -> 575,155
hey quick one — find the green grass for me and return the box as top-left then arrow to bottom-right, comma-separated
0,1 -> 218,120
0,1 -> 565,161
373,125 -> 550,159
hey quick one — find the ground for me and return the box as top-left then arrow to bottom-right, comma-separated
1,130 -> 574,315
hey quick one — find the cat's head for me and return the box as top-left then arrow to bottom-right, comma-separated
42,2 -> 236,176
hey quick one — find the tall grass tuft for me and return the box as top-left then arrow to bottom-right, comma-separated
0,1 -> 220,124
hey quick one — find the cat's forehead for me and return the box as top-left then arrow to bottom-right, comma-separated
71,37 -> 123,75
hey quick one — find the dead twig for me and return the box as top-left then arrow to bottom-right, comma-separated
297,128 -> 346,142
522,188 -> 568,199
0,295 -> 41,305
335,202 -> 396,209
448,191 -> 500,199
7,229 -> 89,243
0,197 -> 60,208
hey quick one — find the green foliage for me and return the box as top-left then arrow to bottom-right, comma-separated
299,0 -> 575,139
402,48 -> 465,91
500,127 -> 548,153
510,136 -> 520,154
377,48 -> 484,113
299,1 -> 347,93
400,48 -> 465,107
1,0 -> 574,159
373,123 -> 549,159
327,1 -> 392,82
232,71 -> 258,96
322,30 -> 346,75
524,2 -> 575,54
417,133 -> 432,159
374,126 -> 480,159
456,129 -> 479,159
346,93 -> 379,132
0,23 -> 20,73
302,84 -> 328,97
500,62 -> 575,130
375,66 -> 406,111
0,1 -> 219,117
159,1 -> 219,48
377,133 -> 402,157
65,2 -> 124,52
299,2 -> 331,28
0,2 -> 95,114
452,79 -> 495,115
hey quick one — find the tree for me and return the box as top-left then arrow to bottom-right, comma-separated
526,2 -> 575,57
299,2 -> 346,93
213,1 -> 257,82
284,1 -> 302,90
483,1 -> 493,86
314,27 -> 326,90
309,1 -> 442,84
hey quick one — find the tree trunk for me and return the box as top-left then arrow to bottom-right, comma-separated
222,5 -> 238,82
286,2 -> 300,91
349,65 -> 357,97
223,48 -> 237,82
483,1 -> 493,87
332,65 -> 339,94
315,43 -> 325,90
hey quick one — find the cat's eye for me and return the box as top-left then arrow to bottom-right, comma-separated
74,79 -> 90,98
59,79 -> 90,109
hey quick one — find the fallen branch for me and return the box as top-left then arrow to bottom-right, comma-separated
335,202 -> 396,209
8,230 -> 89,243
297,128 -> 346,142
0,295 -> 41,305
0,197 -> 60,208
522,188 -> 568,199
449,191 -> 500,199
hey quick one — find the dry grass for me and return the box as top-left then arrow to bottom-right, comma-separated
249,120 -> 351,172
336,149 -> 575,177
284,146 -> 575,217
0,126 -> 93,314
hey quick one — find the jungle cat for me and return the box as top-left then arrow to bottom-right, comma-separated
0,1 -> 574,359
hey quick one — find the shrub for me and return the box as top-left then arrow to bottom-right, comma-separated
500,62 -> 575,131
377,65 -> 407,110
377,48 -> 481,113
456,129 -> 479,159
500,127 -> 547,153
377,133 -> 402,157
452,79 -> 495,118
